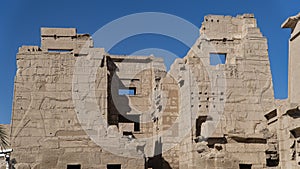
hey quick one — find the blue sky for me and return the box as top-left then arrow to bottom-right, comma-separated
0,0 -> 299,124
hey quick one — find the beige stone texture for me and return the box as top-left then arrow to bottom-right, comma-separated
3,12 -> 300,169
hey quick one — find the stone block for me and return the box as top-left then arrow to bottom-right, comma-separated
41,28 -> 76,37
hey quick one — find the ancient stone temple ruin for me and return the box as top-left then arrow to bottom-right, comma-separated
1,13 -> 300,169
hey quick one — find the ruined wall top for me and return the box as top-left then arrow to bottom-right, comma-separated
41,28 -> 77,37
282,12 -> 300,29
40,27 -> 93,51
18,27 -> 95,55
200,13 -> 263,40
282,12 -> 300,39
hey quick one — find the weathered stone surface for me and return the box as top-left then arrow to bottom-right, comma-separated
2,12 -> 300,169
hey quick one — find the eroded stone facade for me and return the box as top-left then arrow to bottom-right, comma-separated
1,13 -> 300,169
262,12 -> 300,169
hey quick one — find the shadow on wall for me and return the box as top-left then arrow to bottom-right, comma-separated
147,137 -> 172,169
107,56 -> 132,125
10,158 -> 17,169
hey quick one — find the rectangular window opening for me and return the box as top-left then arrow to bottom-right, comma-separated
67,164 -> 81,169
210,53 -> 226,65
239,164 -> 252,169
107,164 -> 121,169
118,87 -> 136,95
134,122 -> 140,132
266,158 -> 279,167
123,131 -> 133,136
48,49 -> 73,53
195,116 -> 207,138
264,109 -> 277,120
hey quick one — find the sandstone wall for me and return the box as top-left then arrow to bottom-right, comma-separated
10,28 -> 145,169
168,14 -> 275,169
9,13 -> 280,169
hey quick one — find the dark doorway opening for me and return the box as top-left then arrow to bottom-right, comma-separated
107,164 -> 121,169
239,164 -> 252,169
195,116 -> 207,137
67,164 -> 81,169
266,158 -> 279,167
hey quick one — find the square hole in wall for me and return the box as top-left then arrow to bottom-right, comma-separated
210,53 -> 226,65
118,87 -> 136,95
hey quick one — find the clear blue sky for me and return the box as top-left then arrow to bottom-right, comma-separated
0,0 -> 299,124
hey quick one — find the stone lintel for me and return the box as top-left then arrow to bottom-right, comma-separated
282,13 -> 300,29
227,133 -> 266,144
41,27 -> 77,37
